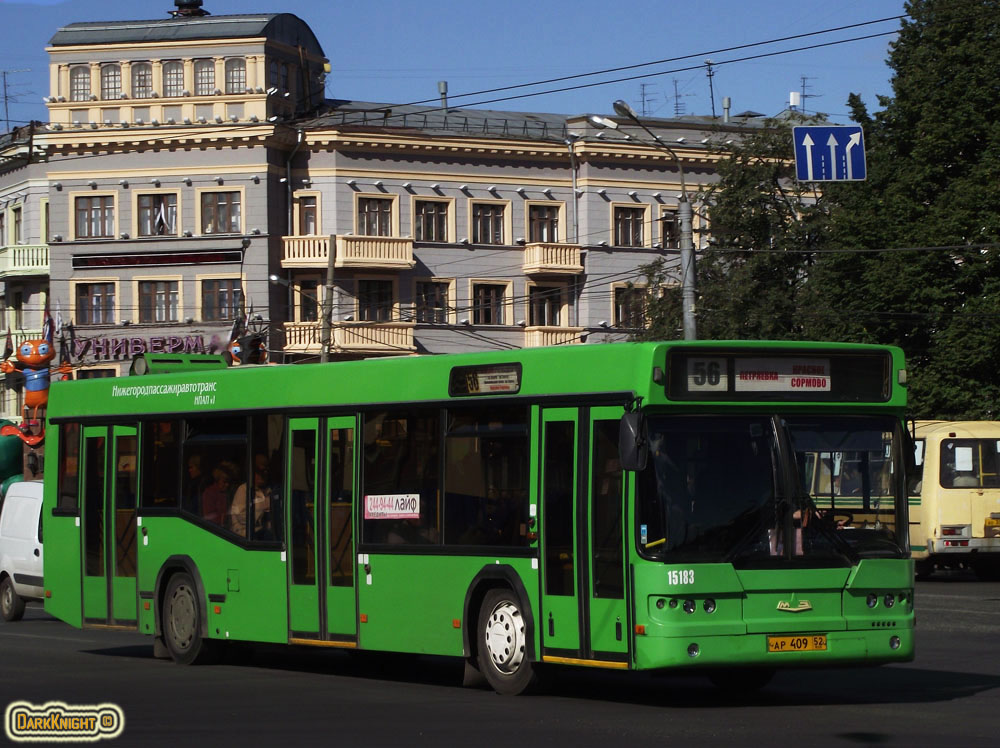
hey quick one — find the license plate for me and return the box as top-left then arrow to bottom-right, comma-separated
767,634 -> 827,653
986,517 -> 1000,526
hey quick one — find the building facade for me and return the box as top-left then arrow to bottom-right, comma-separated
0,0 -> 765,419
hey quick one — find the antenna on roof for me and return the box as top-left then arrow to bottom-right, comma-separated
170,0 -> 210,17
438,81 -> 448,111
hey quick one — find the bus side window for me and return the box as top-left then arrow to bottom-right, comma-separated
141,421 -> 180,509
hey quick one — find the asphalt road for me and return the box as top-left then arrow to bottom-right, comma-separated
2,571 -> 998,747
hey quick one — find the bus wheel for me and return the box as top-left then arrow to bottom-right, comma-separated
477,588 -> 537,695
162,572 -> 216,665
0,577 -> 25,622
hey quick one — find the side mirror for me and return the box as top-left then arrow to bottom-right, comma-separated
619,412 -> 648,472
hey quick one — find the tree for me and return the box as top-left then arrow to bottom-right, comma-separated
815,0 -> 1000,418
637,113 -> 831,341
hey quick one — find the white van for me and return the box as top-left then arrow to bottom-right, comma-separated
0,480 -> 44,621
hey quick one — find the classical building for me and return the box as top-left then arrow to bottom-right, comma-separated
0,0 -> 766,418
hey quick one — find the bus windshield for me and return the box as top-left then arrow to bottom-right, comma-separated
636,414 -> 906,565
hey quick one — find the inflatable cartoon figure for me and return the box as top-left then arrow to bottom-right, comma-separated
1,338 -> 71,446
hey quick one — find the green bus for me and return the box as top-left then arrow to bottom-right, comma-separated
42,341 -> 915,694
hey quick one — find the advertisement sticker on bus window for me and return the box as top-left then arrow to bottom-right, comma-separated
954,447 -> 973,472
734,358 -> 831,392
364,494 -> 420,520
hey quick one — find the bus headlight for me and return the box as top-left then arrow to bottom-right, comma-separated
683,599 -> 696,614
866,593 -> 878,609
883,594 -> 895,608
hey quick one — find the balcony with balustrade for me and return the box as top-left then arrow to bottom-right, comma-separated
522,242 -> 583,276
523,326 -> 584,347
281,235 -> 415,271
0,244 -> 50,278
280,320 -> 416,356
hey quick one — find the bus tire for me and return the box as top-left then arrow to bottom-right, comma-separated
0,576 -> 25,622
476,588 -> 538,695
162,572 -> 216,665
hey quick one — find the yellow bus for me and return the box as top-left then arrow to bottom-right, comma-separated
909,421 -> 1000,579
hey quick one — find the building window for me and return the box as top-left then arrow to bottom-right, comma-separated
200,191 -> 241,234
614,206 -> 645,247
472,203 -> 504,245
281,63 -> 289,93
137,194 -> 177,236
139,281 -> 179,323
77,369 -> 116,379
201,279 -> 243,321
225,58 -> 246,94
472,283 -> 505,325
100,65 -> 121,100
358,198 -> 392,236
132,63 -> 153,99
528,286 -> 562,326
614,286 -> 646,329
194,59 -> 215,96
416,281 -> 449,324
70,67 -> 91,102
12,292 -> 23,329
269,60 -> 279,88
358,280 -> 393,322
298,195 -> 317,235
76,283 -> 115,325
0,212 -> 5,245
163,61 -> 184,97
661,210 -> 679,248
12,207 -> 21,245
529,205 -> 559,243
75,196 -> 115,239
415,200 -> 448,242
298,279 -> 318,322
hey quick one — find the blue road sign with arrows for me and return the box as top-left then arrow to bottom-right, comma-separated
793,125 -> 866,182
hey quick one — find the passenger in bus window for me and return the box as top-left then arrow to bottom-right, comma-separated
201,462 -> 236,526
183,454 -> 205,513
230,454 -> 275,539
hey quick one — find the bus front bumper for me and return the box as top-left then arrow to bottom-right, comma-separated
632,626 -> 915,670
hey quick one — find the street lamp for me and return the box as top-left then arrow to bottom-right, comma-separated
594,101 -> 697,340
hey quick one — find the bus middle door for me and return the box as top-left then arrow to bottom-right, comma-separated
81,424 -> 138,628
287,416 -> 358,645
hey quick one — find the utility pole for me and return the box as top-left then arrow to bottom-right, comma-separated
705,60 -> 716,119
610,100 -> 697,340
1,69 -> 30,133
320,235 -> 336,363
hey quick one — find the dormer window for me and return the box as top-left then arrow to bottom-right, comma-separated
100,64 -> 121,100
132,63 -> 153,99
225,58 -> 246,94
194,59 -> 214,96
70,66 -> 91,102
163,61 -> 184,97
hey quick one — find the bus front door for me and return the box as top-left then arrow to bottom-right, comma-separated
286,417 -> 358,644
81,425 -> 138,627
539,407 -> 629,666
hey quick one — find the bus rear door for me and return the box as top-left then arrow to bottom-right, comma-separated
539,406 -> 628,667
286,416 -> 358,644
81,425 -> 138,627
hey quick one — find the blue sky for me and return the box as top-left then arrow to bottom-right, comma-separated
0,0 -> 907,130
